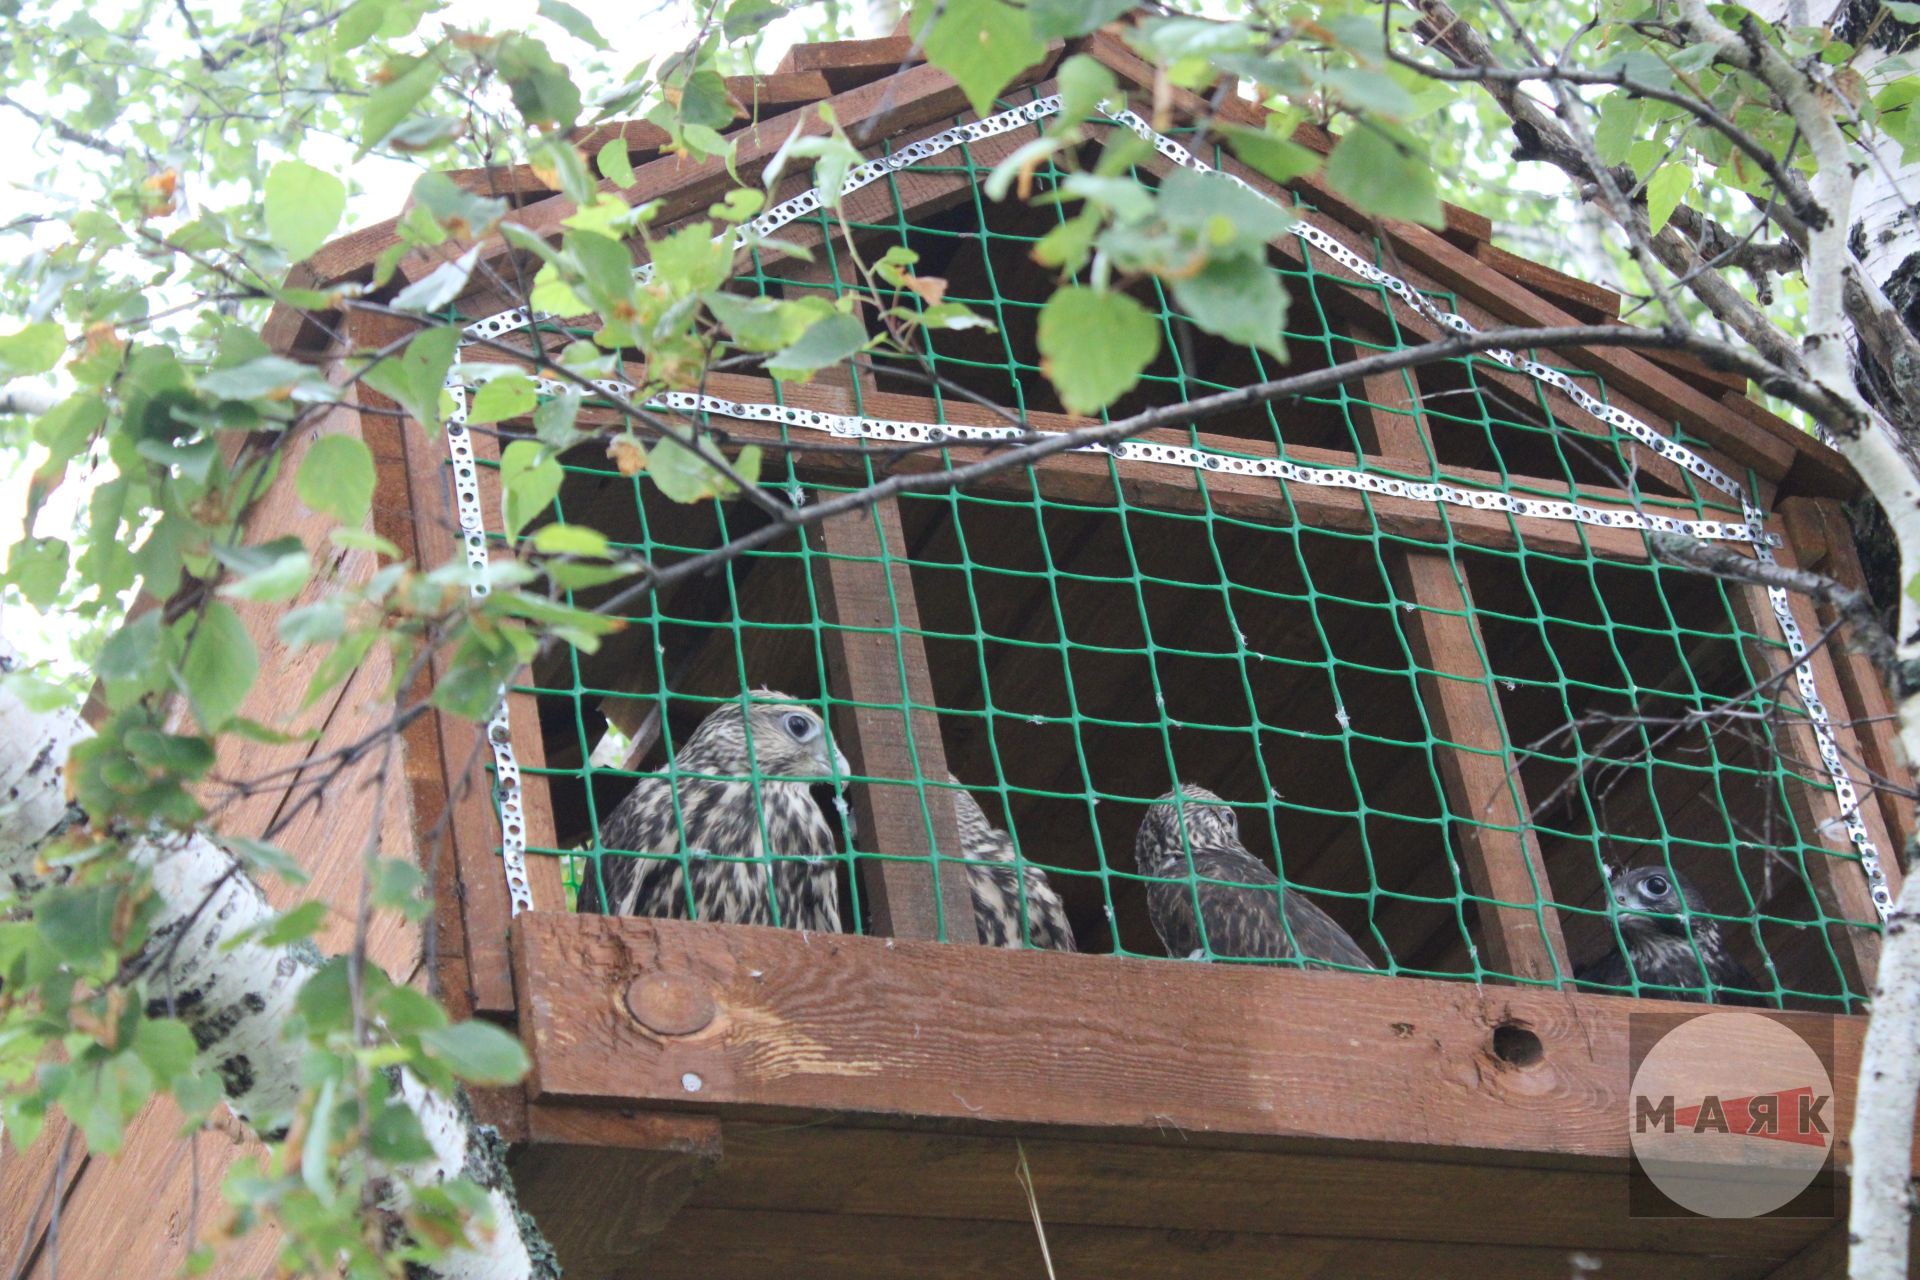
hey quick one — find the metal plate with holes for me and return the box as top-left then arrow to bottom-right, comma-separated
441,96 -> 1891,923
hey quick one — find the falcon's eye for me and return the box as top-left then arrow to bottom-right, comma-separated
1642,874 -> 1671,899
781,712 -> 819,742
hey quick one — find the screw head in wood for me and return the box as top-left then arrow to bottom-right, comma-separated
625,973 -> 717,1037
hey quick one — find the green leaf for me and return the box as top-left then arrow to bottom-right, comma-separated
278,600 -> 348,649
1056,54 -> 1118,128
910,0 -> 1046,118
392,246 -> 480,313
199,355 -> 320,401
724,0 -> 786,39
532,523 -> 611,556
500,439 -> 564,536
0,322 -> 64,377
263,161 -> 347,262
596,137 -> 635,187
1037,286 -> 1158,414
124,728 -> 215,778
1219,123 -> 1322,184
362,324 -> 458,432
418,1020 -> 530,1085
333,0 -> 384,51
257,900 -> 329,947
1593,95 -> 1645,167
97,612 -> 170,686
178,602 -> 258,731
1645,163 -> 1693,235
468,373 -> 538,426
296,434 -> 376,524
360,51 -> 444,153
706,292 -> 824,352
648,432 -> 724,502
6,536 -> 68,608
538,0 -> 609,47
1171,257 -> 1288,357
293,956 -> 358,1033
37,885 -> 120,963
678,70 -> 739,130
131,1018 -> 198,1081
1025,0 -> 1133,39
368,1097 -> 437,1163
1323,124 -> 1443,227
768,312 -> 869,378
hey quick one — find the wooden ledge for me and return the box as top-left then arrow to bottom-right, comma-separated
511,912 -> 1872,1165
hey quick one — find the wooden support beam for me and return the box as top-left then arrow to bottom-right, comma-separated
1346,362 -> 1572,983
1724,559 -> 1889,995
778,258 -> 976,943
359,310 -> 564,1016
512,1106 -> 722,1264
513,911 -> 1876,1160
1779,496 -> 1916,860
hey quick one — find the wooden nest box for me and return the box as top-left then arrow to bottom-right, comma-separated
26,28 -> 1918,1280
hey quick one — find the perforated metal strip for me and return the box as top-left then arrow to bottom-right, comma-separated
443,376 -> 536,916
447,95 -> 1891,922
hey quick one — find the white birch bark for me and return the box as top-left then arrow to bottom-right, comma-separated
0,647 -> 553,1280
1701,6 -> 1920,1277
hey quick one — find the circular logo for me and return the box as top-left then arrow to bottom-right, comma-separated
1629,1011 -> 1834,1217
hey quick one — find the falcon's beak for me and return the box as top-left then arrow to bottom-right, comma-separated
829,741 -> 851,780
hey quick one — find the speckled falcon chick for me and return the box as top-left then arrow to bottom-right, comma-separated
1576,865 -> 1764,1005
949,777 -> 1076,952
1134,784 -> 1374,969
579,692 -> 846,932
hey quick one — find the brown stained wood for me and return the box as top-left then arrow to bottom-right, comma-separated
1350,366 -> 1571,981
1780,497 -> 1916,858
690,1120 -> 1822,1259
514,1108 -> 722,1260
1472,242 -> 1621,324
775,35 -> 923,91
1079,29 -> 1852,501
778,256 -> 977,942
1724,559 -> 1888,994
1,1120 -> 80,1280
554,369 -> 1661,564
634,1205 -> 1778,1280
513,912 -> 1872,1163
1760,1223 -> 1847,1280
398,61 -> 985,287
1726,391 -> 1864,502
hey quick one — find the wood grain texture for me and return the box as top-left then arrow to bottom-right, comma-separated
513,912 -> 1873,1161
1778,497 -> 1916,862
1354,366 -> 1572,982
513,1108 -> 722,1264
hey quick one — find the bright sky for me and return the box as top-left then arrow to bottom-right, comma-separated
0,0 -> 846,668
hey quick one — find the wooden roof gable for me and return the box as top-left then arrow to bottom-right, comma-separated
274,25 -> 1856,501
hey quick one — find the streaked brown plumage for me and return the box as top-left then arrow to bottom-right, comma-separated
578,692 -> 846,931
1575,865 -> 1766,1005
1133,785 -> 1373,969
948,778 -> 1076,951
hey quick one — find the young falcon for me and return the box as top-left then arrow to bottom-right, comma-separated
1133,785 -> 1374,969
1575,865 -> 1766,1005
579,692 -> 847,932
948,777 -> 1076,952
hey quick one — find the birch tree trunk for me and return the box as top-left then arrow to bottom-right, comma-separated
0,648 -> 555,1280
1735,5 -> 1920,1276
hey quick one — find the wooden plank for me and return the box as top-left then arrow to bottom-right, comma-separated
1473,242 -> 1621,324
1760,1223 -> 1847,1280
397,60 -> 991,287
1079,30 -> 1848,500
1723,560 -> 1887,995
687,1119 -> 1823,1258
776,255 -> 976,942
514,1107 -> 722,1263
1724,391 -> 1861,502
512,912 -> 1870,1163
358,310 -> 523,1016
775,36 -> 923,91
555,369 -> 1662,564
1353,365 -> 1572,983
1780,497 -> 1915,858
633,1205 -> 1777,1280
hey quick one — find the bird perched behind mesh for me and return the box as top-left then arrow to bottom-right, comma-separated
578,692 -> 845,932
1575,865 -> 1765,1005
1133,785 -> 1373,969
949,777 -> 1076,952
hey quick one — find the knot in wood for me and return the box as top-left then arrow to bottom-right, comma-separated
625,973 -> 717,1037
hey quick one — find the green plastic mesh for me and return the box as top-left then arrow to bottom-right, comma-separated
464,87 -> 1880,1012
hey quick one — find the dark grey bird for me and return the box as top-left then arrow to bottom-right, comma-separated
1133,785 -> 1374,969
949,778 -> 1076,952
1575,865 -> 1766,1005
579,692 -> 846,932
